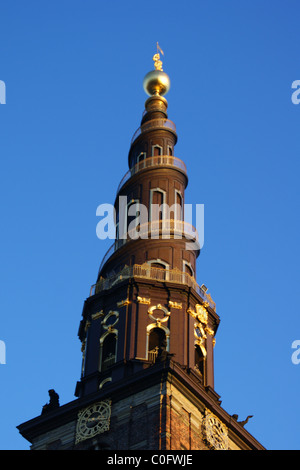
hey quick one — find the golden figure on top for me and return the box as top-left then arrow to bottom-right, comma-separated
143,43 -> 170,97
153,42 -> 164,71
153,54 -> 163,71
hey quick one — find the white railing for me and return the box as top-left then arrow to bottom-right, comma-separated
116,155 -> 187,195
98,240 -> 124,274
90,263 -> 216,311
126,219 -> 198,242
98,219 -> 199,274
131,118 -> 177,145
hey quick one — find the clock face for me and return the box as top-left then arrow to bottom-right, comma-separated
204,412 -> 228,450
75,400 -> 111,444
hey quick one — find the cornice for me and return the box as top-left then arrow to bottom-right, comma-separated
17,359 -> 265,450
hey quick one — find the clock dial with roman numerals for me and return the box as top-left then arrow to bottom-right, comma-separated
75,400 -> 111,444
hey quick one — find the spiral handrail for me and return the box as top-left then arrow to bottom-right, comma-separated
116,155 -> 187,195
90,263 -> 216,311
131,118 -> 177,146
98,219 -> 199,275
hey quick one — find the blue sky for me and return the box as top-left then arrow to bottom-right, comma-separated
0,0 -> 299,450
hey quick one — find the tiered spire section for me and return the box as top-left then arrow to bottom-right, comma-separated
74,48 -> 218,400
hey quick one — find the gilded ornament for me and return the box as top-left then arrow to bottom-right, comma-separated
137,296 -> 151,305
153,42 -> 164,71
101,311 -> 119,330
205,327 -> 214,337
168,301 -> 182,309
195,304 -> 208,324
143,43 -> 170,96
148,304 -> 170,323
187,308 -> 197,319
91,310 -> 104,320
194,322 -> 206,340
117,299 -> 130,307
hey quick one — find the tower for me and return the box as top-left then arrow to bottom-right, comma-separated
17,49 -> 265,451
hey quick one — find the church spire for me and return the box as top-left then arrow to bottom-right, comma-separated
17,54 -> 265,452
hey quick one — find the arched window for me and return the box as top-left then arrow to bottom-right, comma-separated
100,333 -> 117,371
137,152 -> 146,169
149,188 -> 166,223
127,200 -> 138,230
152,144 -> 163,157
175,190 -> 183,221
125,199 -> 140,237
81,339 -> 87,377
148,327 -> 167,362
195,345 -> 205,378
147,259 -> 169,281
151,262 -> 166,269
183,260 -> 194,278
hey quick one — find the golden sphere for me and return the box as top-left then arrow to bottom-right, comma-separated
143,70 -> 171,96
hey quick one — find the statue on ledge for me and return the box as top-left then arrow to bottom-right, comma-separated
41,389 -> 60,415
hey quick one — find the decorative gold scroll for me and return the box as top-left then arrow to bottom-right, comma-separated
168,301 -> 182,309
137,296 -> 151,305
